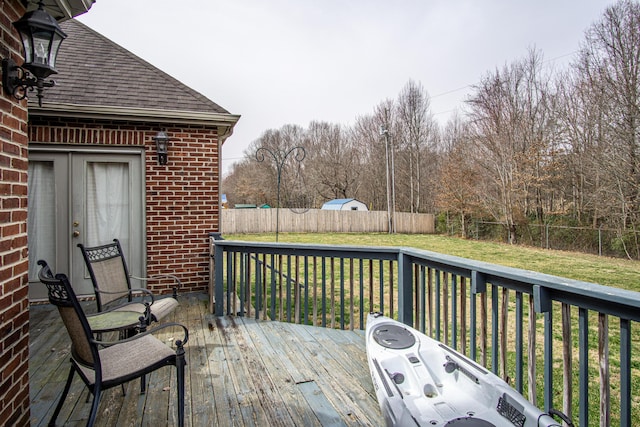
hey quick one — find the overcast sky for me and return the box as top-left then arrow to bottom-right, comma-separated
77,0 -> 614,175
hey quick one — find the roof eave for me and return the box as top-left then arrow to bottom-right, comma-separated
28,0 -> 95,21
30,102 -> 241,127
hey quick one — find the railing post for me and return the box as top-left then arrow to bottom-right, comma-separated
213,239 -> 225,316
397,251 -> 413,326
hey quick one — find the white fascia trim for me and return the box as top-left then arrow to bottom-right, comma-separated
29,102 -> 241,127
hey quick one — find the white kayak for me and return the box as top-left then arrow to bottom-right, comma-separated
366,313 -> 562,427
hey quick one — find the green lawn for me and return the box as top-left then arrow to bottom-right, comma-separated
225,232 -> 640,293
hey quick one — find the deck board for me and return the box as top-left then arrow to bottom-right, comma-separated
29,293 -> 381,426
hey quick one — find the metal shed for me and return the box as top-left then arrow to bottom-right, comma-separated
321,198 -> 368,211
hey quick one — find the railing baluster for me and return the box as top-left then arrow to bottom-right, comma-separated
368,259 -> 374,315
349,258 -> 354,331
294,255 -> 300,324
491,284 -> 499,375
420,266 -> 426,333
286,255 -> 292,323
321,256 -> 327,328
543,310 -> 553,412
578,307 -> 589,427
500,287 -> 508,381
452,274 -> 457,350
443,272 -> 449,345
359,259 -> 364,329
460,276 -> 466,356
330,257 -> 335,329
278,255 -> 283,321
620,318 -> 631,427
561,303 -> 572,421
599,313 -> 610,427
312,256 -> 318,326
270,253 -> 276,321
340,257 -> 345,330
527,294 -> 537,406
379,260 -> 384,315
435,270 -> 441,342
480,288 -> 487,368
427,268 -> 433,337
389,260 -> 394,319
515,291 -> 523,394
304,255 -> 309,325
254,252 -> 261,320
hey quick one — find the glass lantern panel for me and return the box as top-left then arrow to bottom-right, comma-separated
49,33 -> 64,69
18,28 -> 33,63
32,30 -> 51,66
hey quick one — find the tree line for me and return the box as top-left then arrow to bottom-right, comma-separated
222,0 -> 640,259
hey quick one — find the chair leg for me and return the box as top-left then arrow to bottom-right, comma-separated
87,385 -> 101,427
176,341 -> 187,427
49,367 -> 75,426
140,375 -> 146,394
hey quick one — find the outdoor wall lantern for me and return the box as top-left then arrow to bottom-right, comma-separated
153,131 -> 170,165
2,1 -> 67,107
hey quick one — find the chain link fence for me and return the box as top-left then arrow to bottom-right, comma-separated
440,217 -> 640,260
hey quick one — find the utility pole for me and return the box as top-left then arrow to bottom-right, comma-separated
380,126 -> 394,234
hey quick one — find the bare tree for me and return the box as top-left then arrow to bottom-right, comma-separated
574,0 -> 640,257
395,80 -> 439,213
304,121 -> 361,202
466,49 -> 556,243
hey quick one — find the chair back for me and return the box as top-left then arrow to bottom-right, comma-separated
37,260 -> 98,368
78,239 -> 133,309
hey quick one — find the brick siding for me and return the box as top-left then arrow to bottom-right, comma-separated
29,117 -> 222,294
0,1 -> 31,425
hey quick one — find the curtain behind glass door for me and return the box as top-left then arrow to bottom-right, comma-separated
85,162 -> 130,247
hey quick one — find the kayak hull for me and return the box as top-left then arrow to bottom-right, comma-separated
365,313 -> 560,427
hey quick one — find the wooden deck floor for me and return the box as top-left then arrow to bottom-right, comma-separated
29,293 -> 382,426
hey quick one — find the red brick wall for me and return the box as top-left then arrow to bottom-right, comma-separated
29,117 -> 222,294
0,2 -> 31,425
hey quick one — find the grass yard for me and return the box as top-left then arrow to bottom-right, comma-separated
225,232 -> 640,292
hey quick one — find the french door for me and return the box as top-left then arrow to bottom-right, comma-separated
28,148 -> 145,300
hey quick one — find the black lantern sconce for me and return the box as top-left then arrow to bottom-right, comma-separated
2,1 -> 67,106
153,131 -> 170,165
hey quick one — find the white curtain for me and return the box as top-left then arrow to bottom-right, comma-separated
28,162 -> 56,280
85,162 -> 130,247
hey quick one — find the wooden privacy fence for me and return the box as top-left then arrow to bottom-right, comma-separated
210,235 -> 640,427
221,208 -> 435,234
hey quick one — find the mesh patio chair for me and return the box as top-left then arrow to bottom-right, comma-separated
78,239 -> 180,325
37,260 -> 188,427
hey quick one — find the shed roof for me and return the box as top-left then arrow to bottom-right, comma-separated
323,198 -> 355,206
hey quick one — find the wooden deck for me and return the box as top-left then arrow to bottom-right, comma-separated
29,293 -> 381,426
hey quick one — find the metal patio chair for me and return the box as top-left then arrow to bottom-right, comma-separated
78,239 -> 180,325
37,260 -> 188,427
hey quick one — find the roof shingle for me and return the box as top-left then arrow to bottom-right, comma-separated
35,19 -> 230,115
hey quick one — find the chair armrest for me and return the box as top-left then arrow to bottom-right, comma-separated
93,322 -> 189,347
98,288 -> 155,306
130,273 -> 183,298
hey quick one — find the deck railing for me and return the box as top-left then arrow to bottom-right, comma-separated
209,234 -> 640,427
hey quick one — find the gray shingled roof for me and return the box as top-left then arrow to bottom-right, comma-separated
34,19 -> 230,115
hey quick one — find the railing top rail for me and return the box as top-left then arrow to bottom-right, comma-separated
212,238 -> 640,321
401,247 -> 640,320
212,238 -> 399,260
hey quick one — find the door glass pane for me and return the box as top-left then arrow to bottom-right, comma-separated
28,161 -> 56,280
85,162 -> 130,247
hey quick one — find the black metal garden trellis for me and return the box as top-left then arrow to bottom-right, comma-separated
255,145 -> 306,242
